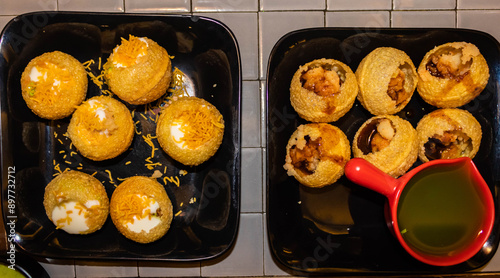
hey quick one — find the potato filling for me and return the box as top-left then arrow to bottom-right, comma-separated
387,68 -> 407,106
300,66 -> 342,96
424,130 -> 473,160
426,48 -> 472,81
290,135 -> 322,175
357,118 -> 395,155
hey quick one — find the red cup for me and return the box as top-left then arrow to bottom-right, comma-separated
344,157 -> 495,266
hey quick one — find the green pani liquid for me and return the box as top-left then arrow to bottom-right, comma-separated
397,163 -> 488,256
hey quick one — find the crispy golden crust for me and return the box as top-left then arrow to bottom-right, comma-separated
417,42 -> 489,108
352,115 -> 418,178
283,123 -> 351,188
290,58 -> 358,122
20,51 -> 87,120
43,170 -> 109,234
104,37 -> 171,105
355,47 -> 417,115
156,97 -> 224,166
416,108 -> 482,163
110,176 -> 173,244
67,95 -> 134,161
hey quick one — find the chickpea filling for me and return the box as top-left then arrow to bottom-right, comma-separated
424,130 -> 473,161
290,135 -> 322,175
387,68 -> 408,106
300,65 -> 344,96
425,48 -> 472,81
357,118 -> 395,155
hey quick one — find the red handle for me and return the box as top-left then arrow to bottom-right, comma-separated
344,158 -> 399,197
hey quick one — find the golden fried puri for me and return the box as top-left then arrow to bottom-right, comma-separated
20,51 -> 87,120
355,47 -> 418,115
416,108 -> 482,163
67,95 -> 134,161
290,58 -> 358,122
43,170 -> 109,234
417,42 -> 489,108
110,176 -> 173,244
104,35 -> 172,105
353,115 -> 418,178
283,123 -> 351,188
157,97 -> 224,166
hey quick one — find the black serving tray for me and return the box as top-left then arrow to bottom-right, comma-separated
0,12 -> 241,261
266,28 -> 500,274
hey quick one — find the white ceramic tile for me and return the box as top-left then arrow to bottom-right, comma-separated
326,11 -> 390,27
263,213 -> 292,276
195,13 -> 258,80
327,0 -> 391,11
241,81 -> 261,148
138,261 -> 201,277
58,0 -> 124,12
458,10 -> 500,43
392,11 -> 456,28
39,259 -> 76,278
75,261 -> 138,277
193,0 -> 258,12
125,0 -> 190,13
0,16 -> 15,33
478,246 -> 500,272
458,0 -> 500,9
260,80 -> 267,148
259,11 -> 324,79
241,148 -> 263,212
201,213 -> 264,276
394,0 -> 456,10
260,0 -> 325,11
0,0 -> 56,14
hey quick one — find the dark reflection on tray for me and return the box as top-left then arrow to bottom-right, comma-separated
0,12 -> 241,261
267,28 -> 500,274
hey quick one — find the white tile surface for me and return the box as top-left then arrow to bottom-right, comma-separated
201,213 -> 264,276
392,11 -> 456,28
394,0 -> 456,10
196,12 -> 258,80
241,148 -> 263,212
327,0 -> 391,11
193,0 -> 258,12
326,11 -> 390,27
0,0 -> 56,14
241,81 -> 261,148
0,16 -> 15,33
260,81 -> 267,147
138,261 -> 201,277
75,261 -> 138,277
458,10 -> 500,43
260,0 -> 325,11
259,11 -> 324,79
458,0 -> 500,9
58,0 -> 124,12
125,0 -> 190,13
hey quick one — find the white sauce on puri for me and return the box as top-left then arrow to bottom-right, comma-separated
125,198 -> 161,233
51,201 -> 90,234
170,122 -> 187,148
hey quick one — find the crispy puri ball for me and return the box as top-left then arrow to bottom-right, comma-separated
353,115 -> 418,178
355,47 -> 418,115
417,42 -> 489,108
104,35 -> 172,105
284,123 -> 351,188
43,170 -> 109,234
416,108 -> 482,163
20,51 -> 87,120
67,95 -> 134,161
290,58 -> 358,122
157,97 -> 225,166
110,176 -> 173,244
